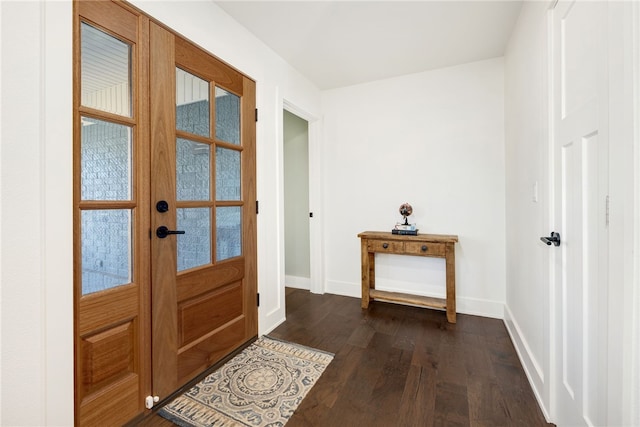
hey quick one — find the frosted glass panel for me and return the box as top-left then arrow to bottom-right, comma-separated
176,138 -> 210,201
81,23 -> 131,117
81,209 -> 132,295
217,207 -> 241,261
177,208 -> 211,271
215,87 -> 240,145
216,147 -> 241,201
81,117 -> 132,201
176,68 -> 210,137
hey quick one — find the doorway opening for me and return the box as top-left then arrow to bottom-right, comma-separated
283,110 -> 311,290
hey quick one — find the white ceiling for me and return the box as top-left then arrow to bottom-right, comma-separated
215,1 -> 523,90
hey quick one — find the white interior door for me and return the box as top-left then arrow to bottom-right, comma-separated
550,1 -> 609,425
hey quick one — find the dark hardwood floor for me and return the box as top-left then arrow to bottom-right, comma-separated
137,288 -> 553,426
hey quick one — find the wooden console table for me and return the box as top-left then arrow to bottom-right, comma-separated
358,231 -> 459,323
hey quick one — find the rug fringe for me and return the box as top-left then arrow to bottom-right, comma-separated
160,396 -> 243,426
261,336 -> 335,363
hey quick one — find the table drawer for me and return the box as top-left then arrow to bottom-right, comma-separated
404,241 -> 446,257
368,240 -> 404,253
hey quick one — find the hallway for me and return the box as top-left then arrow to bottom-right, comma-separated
270,289 -> 550,426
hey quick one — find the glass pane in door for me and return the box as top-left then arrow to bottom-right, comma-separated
81,117 -> 132,201
216,147 -> 240,200
81,209 -> 132,294
216,207 -> 241,261
176,138 -> 210,201
176,68 -> 210,137
81,23 -> 132,117
215,87 -> 240,145
177,208 -> 211,271
80,22 -> 134,297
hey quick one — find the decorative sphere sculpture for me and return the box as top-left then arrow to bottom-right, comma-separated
399,203 -> 413,225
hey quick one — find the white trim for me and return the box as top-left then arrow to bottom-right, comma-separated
284,275 -> 311,290
259,315 -> 286,336
606,3 -> 638,425
258,86 -> 287,335
631,2 -> 640,425
324,279 -> 358,298
0,2 -> 3,422
455,296 -> 504,319
504,305 -> 552,423
43,2 -> 74,425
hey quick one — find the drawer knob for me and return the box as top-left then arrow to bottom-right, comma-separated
382,243 -> 389,249
421,245 -> 428,252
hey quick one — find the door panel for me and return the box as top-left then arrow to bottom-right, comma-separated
74,1 -> 150,425
150,22 -> 257,397
179,283 -> 243,346
551,1 -> 609,425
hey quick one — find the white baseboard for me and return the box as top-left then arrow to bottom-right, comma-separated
325,279 -> 359,298
455,295 -> 504,319
324,279 -> 504,319
260,314 -> 286,336
503,304 -> 551,422
284,275 -> 310,290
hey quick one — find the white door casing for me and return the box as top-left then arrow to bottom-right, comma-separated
283,100 -> 324,295
549,1 -> 609,426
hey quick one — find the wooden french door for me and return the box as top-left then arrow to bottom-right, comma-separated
73,2 -> 150,425
149,23 -> 257,397
73,2 -> 256,425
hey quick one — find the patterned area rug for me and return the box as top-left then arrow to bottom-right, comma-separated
159,336 -> 334,427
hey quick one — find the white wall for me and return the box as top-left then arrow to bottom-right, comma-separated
1,2 -> 74,426
502,0 -> 551,419
321,58 -> 506,318
0,1 -> 321,425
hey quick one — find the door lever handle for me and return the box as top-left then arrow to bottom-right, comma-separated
540,231 -> 561,247
156,226 -> 185,239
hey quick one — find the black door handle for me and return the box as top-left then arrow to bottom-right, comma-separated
156,226 -> 185,239
540,231 -> 561,247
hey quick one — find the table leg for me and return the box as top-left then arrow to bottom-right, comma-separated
445,243 -> 456,323
361,240 -> 370,308
369,252 -> 375,292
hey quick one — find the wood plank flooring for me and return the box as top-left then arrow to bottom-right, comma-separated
136,288 -> 553,427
